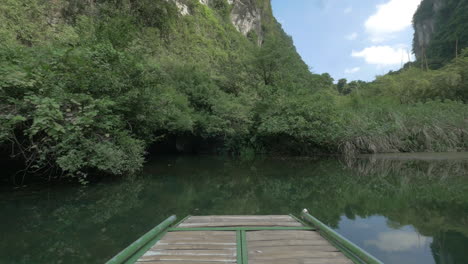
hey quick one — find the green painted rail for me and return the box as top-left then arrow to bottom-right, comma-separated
300,209 -> 384,264
105,215 -> 177,264
240,230 -> 248,264
236,230 -> 242,264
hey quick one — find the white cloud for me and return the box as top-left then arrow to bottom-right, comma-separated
369,35 -> 395,43
345,32 -> 358,41
344,7 -> 352,14
365,231 -> 430,252
345,67 -> 361,74
352,45 -> 414,66
365,0 -> 422,41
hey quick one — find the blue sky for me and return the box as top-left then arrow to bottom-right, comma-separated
271,0 -> 423,81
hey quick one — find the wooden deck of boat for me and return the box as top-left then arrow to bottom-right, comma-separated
135,215 -> 353,264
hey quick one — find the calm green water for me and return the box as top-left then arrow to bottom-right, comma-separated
1,153 -> 468,264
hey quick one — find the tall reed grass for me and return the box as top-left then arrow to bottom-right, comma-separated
338,99 -> 468,155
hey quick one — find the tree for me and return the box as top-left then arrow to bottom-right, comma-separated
254,37 -> 284,85
337,78 -> 347,94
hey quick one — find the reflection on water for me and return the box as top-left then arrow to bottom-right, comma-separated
367,231 -> 430,253
338,216 -> 434,264
1,153 -> 468,264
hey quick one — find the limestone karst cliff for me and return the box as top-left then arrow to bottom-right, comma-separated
21,0 -> 308,75
413,0 -> 468,68
412,0 -> 445,59
166,0 -> 270,45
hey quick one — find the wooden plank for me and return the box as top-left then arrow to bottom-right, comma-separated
160,234 -> 235,240
163,231 -> 237,236
185,216 -> 296,223
249,251 -> 346,260
247,230 -> 322,241
186,215 -> 294,220
178,222 -> 302,228
137,230 -> 237,263
249,248 -> 343,256
153,244 -> 236,250
248,239 -> 331,247
249,258 -> 353,264
136,260 -> 237,264
247,245 -> 339,252
161,235 -> 236,241
142,249 -> 236,256
157,241 -> 236,245
247,230 -> 320,236
169,227 -> 314,232
138,255 -> 237,262
247,230 -> 352,263
181,216 -> 301,228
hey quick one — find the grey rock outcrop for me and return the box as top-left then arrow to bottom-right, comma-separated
413,0 -> 445,59
229,0 -> 263,44
167,0 -> 264,45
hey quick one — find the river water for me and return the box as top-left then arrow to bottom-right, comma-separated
1,153 -> 468,264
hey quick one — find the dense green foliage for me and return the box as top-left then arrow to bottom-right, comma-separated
338,50 -> 468,154
0,0 -> 330,180
1,0 -> 467,181
413,0 -> 468,68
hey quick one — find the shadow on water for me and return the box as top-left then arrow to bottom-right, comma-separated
0,153 -> 467,264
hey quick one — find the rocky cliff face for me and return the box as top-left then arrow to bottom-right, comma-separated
412,0 -> 468,68
412,0 -> 445,59
168,0 -> 265,45
228,0 -> 263,44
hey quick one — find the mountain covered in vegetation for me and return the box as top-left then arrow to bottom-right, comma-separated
413,0 -> 468,68
1,0 -> 467,182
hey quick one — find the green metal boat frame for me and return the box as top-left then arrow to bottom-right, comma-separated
105,209 -> 384,264
300,209 -> 383,264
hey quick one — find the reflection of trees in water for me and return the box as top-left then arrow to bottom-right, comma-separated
344,155 -> 468,264
0,180 -> 146,264
343,155 -> 468,179
343,155 -> 468,231
147,156 -> 468,231
2,155 -> 468,264
431,231 -> 468,264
